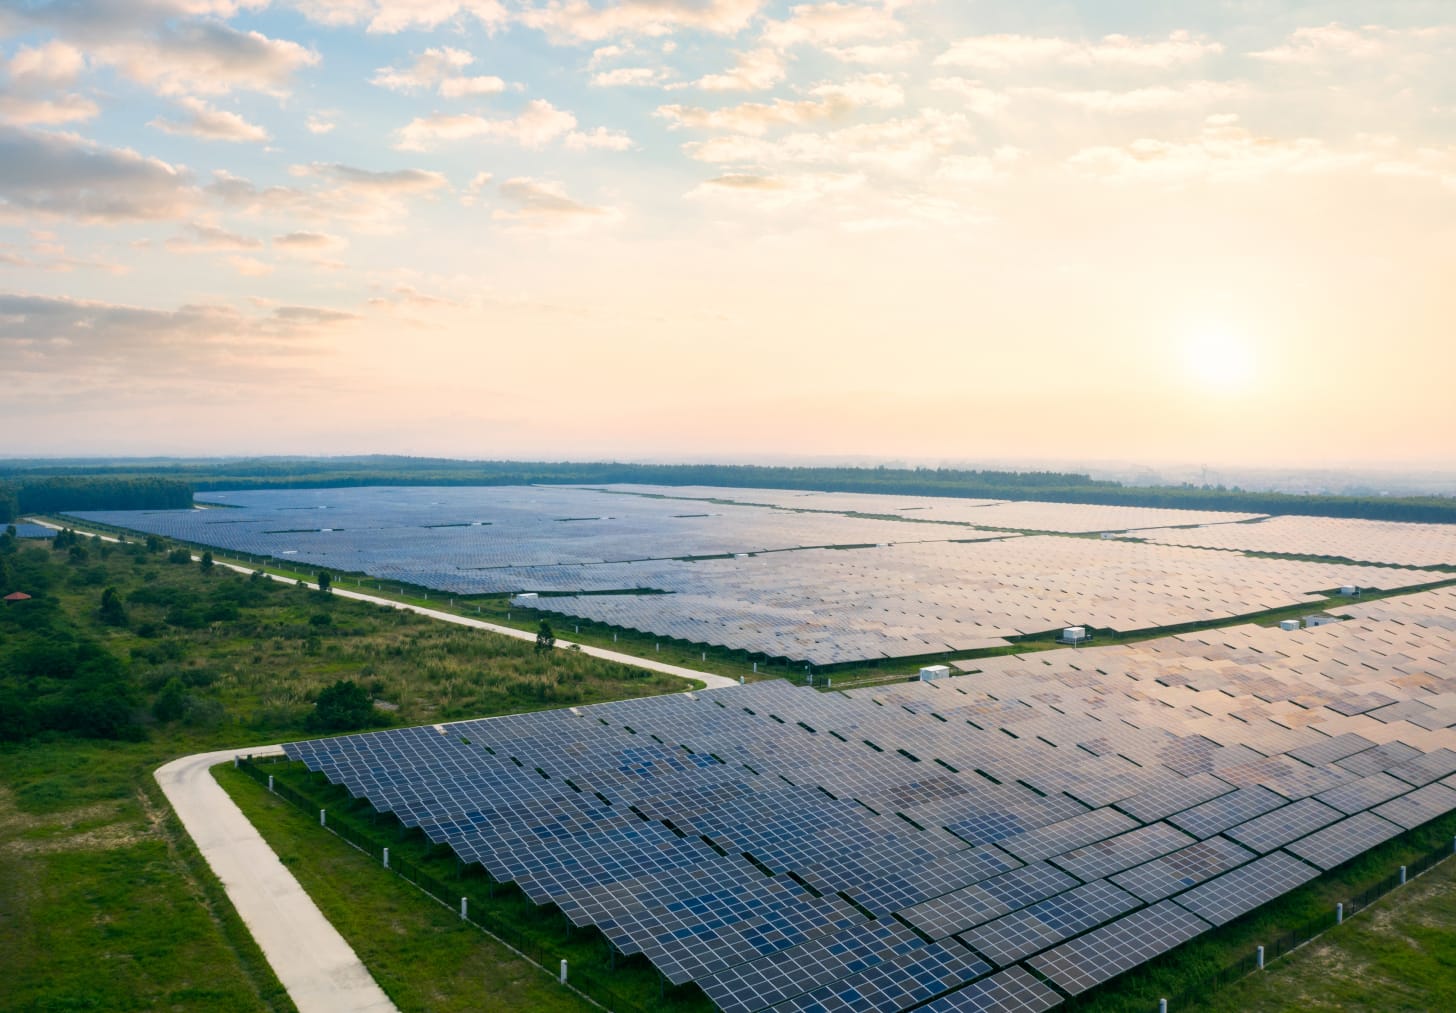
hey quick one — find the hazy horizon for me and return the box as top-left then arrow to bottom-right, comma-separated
3,1 -> 1453,470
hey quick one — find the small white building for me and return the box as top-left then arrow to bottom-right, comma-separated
1305,615 -> 1340,628
919,665 -> 951,682
1061,626 -> 1088,644
1339,585 -> 1360,596
1279,619 -> 1301,632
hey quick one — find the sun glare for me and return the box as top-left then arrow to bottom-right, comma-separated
1180,328 -> 1257,393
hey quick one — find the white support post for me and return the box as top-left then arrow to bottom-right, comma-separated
233,756 -> 239,768
1256,945 -> 1264,970
268,775 -> 274,793
1158,1000 -> 1167,1013
320,809 -> 327,827
460,896 -> 468,920
382,847 -> 390,869
1336,902 -> 1343,924
1400,865 -> 1407,884
559,959 -> 567,984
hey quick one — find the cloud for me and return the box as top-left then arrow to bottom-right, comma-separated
591,66 -> 671,87
0,40 -> 96,124
0,124 -> 195,222
825,40 -> 920,64
95,22 -> 320,97
520,0 -> 762,42
1069,114 -> 1370,184
492,177 -> 619,230
564,126 -> 633,151
1017,80 -> 1249,114
372,47 -> 506,98
395,99 -> 578,151
0,291 -> 353,388
658,76 -> 901,135
274,231 -> 349,258
929,78 -> 1011,119
149,97 -> 270,142
229,254 -> 274,276
693,48 -> 785,91
207,161 -> 446,230
0,93 -> 100,126
461,170 -> 493,205
1250,23 -> 1451,64
165,222 -> 263,251
7,40 -> 87,88
293,0 -> 508,34
682,108 -> 972,175
763,2 -> 907,49
306,114 -> 336,134
686,170 -> 863,210
936,30 -> 1221,70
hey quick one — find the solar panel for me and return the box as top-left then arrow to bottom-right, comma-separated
1223,798 -> 1343,853
959,878 -> 1140,966
1109,836 -> 1255,903
1025,901 -> 1211,996
1166,786 -> 1286,840
1371,782 -> 1456,830
915,966 -> 1062,1012
1285,812 -> 1405,871
1172,851 -> 1320,926
768,940 -> 991,1013
1315,772 -> 1417,815
899,863 -> 1079,940
1048,822 -> 1197,881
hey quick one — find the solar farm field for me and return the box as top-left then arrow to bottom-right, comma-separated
70,485 -> 1453,667
279,584 -> 1456,1013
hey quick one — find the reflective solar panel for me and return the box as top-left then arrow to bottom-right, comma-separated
915,966 -> 1062,1013
1172,851 -> 1320,926
1025,901 -> 1210,996
959,879 -> 1140,966
1285,812 -> 1405,871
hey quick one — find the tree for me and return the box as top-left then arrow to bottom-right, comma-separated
199,551 -> 213,571
153,678 -> 186,722
317,570 -> 332,594
307,679 -> 375,732
99,587 -> 127,627
535,619 -> 555,653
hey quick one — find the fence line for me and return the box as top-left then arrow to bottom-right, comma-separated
237,756 -> 658,1013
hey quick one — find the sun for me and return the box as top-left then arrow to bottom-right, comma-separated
1180,327 -> 1257,394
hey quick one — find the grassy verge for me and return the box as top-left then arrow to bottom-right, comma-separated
214,764 -> 595,1013
217,761 -> 713,1013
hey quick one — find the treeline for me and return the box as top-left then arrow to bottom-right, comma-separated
0,476 -> 193,522
2,456 -> 1455,524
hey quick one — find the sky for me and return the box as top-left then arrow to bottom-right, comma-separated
2,0 -> 1454,469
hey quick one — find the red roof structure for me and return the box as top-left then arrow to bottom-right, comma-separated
3,591 -> 32,601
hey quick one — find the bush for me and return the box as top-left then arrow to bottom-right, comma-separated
306,679 -> 375,733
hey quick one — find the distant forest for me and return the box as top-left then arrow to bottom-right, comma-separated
2,456 -> 1454,524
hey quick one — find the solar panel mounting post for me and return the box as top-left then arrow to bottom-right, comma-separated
1256,945 -> 1264,970
460,896 -> 468,920
320,809 -> 326,827
1337,902 -> 1343,924
559,959 -> 567,984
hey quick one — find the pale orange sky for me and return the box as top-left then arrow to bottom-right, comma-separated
2,3 -> 1453,469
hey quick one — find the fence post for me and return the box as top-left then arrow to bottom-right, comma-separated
460,896 -> 468,920
1159,1000 -> 1167,1013
559,959 -> 567,984
1336,902 -> 1343,925
1401,865 -> 1408,885
233,756 -> 239,768
1256,945 -> 1264,970
320,809 -> 326,827
383,847 -> 390,870
268,775 -> 274,793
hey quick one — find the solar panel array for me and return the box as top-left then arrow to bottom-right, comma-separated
1139,514 -> 1456,568
79,485 -> 1440,666
284,583 -> 1456,1012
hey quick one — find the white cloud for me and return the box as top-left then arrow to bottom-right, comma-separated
229,254 -> 274,276
372,47 -> 506,98
293,0 -> 508,34
492,177 -> 620,231
207,162 -> 446,230
825,40 -> 920,65
659,76 -> 901,135
306,114 -> 336,134
521,0 -> 762,42
395,99 -> 578,151
591,66 -> 670,87
165,222 -> 263,251
694,48 -> 785,92
96,22 -> 319,97
564,126 -> 633,151
929,78 -> 1011,119
0,93 -> 100,126
1250,23 -> 1451,64
461,171 -> 494,205
1018,80 -> 1249,114
7,40 -> 87,88
0,124 -> 195,222
763,2 -> 906,49
936,30 -> 1221,71
150,97 -> 270,142
275,230 -> 349,254
682,109 -> 972,176
1069,114 -> 1370,184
